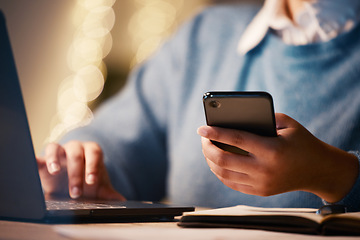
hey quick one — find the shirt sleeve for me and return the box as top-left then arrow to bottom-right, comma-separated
58,72 -> 163,201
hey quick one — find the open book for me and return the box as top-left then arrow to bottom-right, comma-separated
178,205 -> 360,236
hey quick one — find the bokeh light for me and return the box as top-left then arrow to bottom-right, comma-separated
46,0 -> 209,144
73,65 -> 105,102
129,0 -> 184,66
46,0 -> 116,143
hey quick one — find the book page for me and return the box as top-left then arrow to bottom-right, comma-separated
324,211 -> 360,221
183,205 -> 323,223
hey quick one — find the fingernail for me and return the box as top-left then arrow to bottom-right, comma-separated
71,187 -> 81,199
86,174 -> 97,185
50,162 -> 60,173
197,126 -> 209,137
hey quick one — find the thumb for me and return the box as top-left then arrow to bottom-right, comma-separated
275,113 -> 299,130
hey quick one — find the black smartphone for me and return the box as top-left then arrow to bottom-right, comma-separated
203,91 -> 277,154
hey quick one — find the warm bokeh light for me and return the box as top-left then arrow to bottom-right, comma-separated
77,0 -> 116,10
73,65 -> 105,102
129,0 -> 185,66
82,7 -> 115,38
46,0 -> 116,143
67,37 -> 102,71
46,0 -> 210,144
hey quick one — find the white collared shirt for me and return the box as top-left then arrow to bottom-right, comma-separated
238,0 -> 360,55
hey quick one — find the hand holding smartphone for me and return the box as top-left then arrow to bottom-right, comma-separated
203,91 -> 277,154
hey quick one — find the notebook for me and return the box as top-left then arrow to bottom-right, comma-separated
0,10 -> 194,223
178,205 -> 360,236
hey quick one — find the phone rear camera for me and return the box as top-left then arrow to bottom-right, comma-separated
209,100 -> 221,108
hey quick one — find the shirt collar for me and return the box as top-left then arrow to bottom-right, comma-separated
237,0 -> 289,55
238,0 -> 360,55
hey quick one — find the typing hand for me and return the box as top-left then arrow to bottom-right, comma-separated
198,113 -> 359,203
36,141 -> 125,201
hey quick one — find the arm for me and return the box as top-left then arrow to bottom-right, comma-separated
37,63 -> 171,200
37,17 -> 188,200
198,113 -> 360,210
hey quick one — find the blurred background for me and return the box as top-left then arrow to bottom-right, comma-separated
1,0 -> 257,154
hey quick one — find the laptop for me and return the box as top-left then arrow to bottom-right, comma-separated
0,10 -> 194,223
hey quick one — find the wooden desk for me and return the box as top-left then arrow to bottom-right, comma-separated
2,219 -> 360,240
0,220 -> 66,240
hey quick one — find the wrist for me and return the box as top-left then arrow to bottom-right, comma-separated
310,144 -> 359,203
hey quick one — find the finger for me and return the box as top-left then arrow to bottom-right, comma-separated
201,137 -> 255,172
44,143 -> 65,174
205,157 -> 250,184
83,142 -> 103,185
275,113 -> 298,130
198,125 -> 274,155
211,170 -> 256,195
64,141 -> 85,199
36,156 -> 47,170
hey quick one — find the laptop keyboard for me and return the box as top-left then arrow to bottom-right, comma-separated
46,199 -> 127,210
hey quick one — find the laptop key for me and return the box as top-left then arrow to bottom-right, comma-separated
45,200 -> 127,210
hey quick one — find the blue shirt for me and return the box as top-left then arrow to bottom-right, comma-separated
62,4 -> 360,211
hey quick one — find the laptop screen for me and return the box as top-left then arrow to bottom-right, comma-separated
0,10 -> 47,220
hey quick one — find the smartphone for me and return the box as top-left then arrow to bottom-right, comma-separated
203,91 -> 277,154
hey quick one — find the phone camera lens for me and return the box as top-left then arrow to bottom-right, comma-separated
209,100 -> 221,108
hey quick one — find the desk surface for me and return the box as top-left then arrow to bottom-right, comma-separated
2,219 -> 360,240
